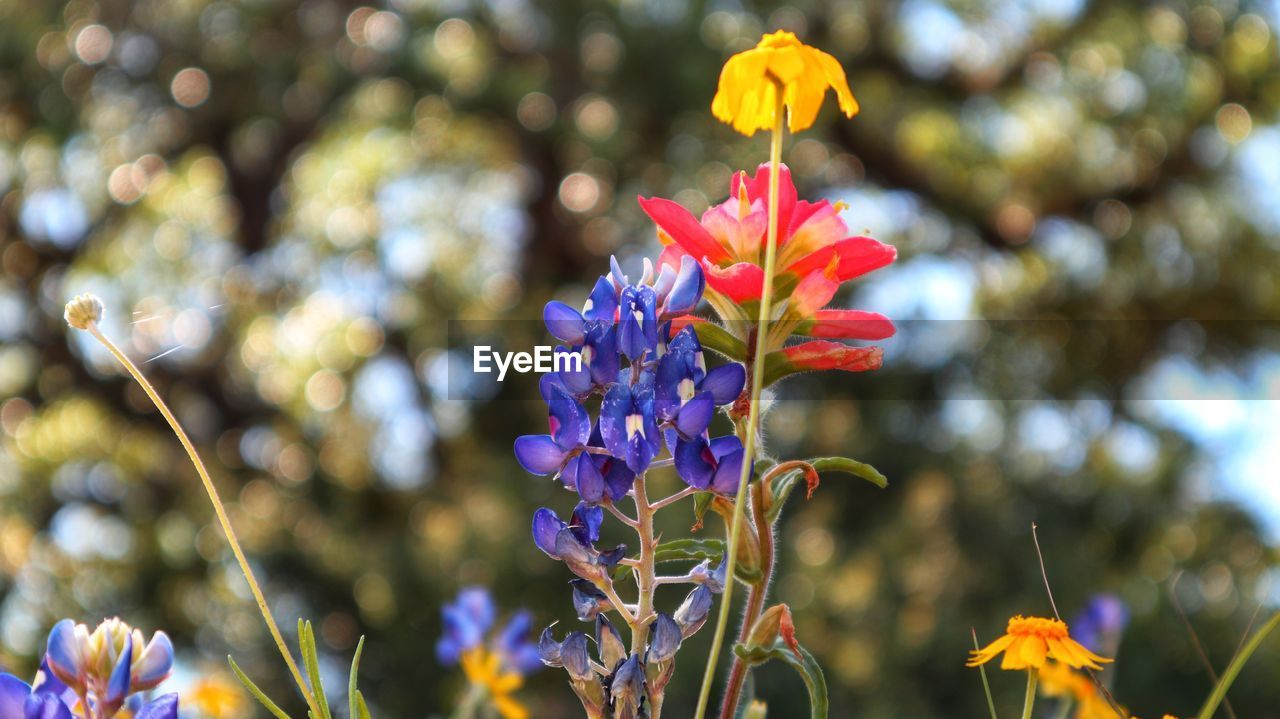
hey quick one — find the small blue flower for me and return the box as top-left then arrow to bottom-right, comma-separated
608,655 -> 646,719
437,588 -> 542,677
655,255 -> 705,316
617,285 -> 659,361
654,326 -> 744,440
674,585 -> 715,638
599,378 -> 661,474
3,619 -> 177,719
674,434 -> 747,495
1071,594 -> 1129,653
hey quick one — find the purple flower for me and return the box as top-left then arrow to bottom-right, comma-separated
1071,594 -> 1129,653
647,613 -> 682,664
656,255 -> 705,316
3,619 -> 177,719
544,278 -> 621,393
655,326 -> 744,440
674,434 -> 747,495
599,379 -> 661,474
617,285 -> 659,361
436,587 -> 542,676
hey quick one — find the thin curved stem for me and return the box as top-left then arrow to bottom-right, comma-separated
83,322 -> 323,719
649,486 -> 697,512
693,84 -> 786,719
1197,609 -> 1280,719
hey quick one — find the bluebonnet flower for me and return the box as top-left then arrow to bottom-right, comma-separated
1070,594 -> 1129,654
531,504 -> 626,584
544,277 -> 621,394
2,619 -> 177,719
655,327 -> 745,440
436,587 -> 542,675
599,376 -> 661,474
674,434 -> 748,495
608,655 -> 646,719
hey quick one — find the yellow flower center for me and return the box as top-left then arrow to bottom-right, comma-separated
757,30 -> 800,49
1006,615 -> 1070,641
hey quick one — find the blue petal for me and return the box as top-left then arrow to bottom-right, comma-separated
456,587 -> 497,634
513,435 -> 566,475
571,580 -> 608,621
667,324 -> 701,354
0,674 -> 32,719
133,694 -> 179,719
598,456 -> 635,501
663,256 -> 705,315
598,383 -> 631,460
709,437 -> 746,496
584,276 -> 618,323
544,301 -> 586,343
532,508 -> 564,558
701,363 -> 746,404
674,436 -> 714,490
609,256 -> 628,288
547,385 -> 590,449
583,324 -> 619,386
568,454 -> 606,504
569,503 -> 603,545
43,621 -> 82,691
22,693 -> 72,719
674,392 -> 715,438
131,632 -> 174,691
651,262 -> 676,302
435,636 -> 462,666
554,529 -> 600,582
105,636 -> 133,708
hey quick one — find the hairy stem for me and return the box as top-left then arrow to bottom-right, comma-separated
693,83 -> 786,719
631,473 -> 657,653
82,321 -> 323,719
719,481 -> 776,719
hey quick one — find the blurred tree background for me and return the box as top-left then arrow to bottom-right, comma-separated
2,0 -> 1279,717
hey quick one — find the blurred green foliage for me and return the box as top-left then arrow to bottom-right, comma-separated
1,0 -> 1279,717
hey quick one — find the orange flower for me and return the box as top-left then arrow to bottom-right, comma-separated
968,616 -> 1112,671
711,31 -> 859,136
461,647 -> 529,719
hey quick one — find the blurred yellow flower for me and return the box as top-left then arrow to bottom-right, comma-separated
185,673 -> 247,719
461,647 -> 529,719
711,30 -> 859,136
968,616 -> 1112,671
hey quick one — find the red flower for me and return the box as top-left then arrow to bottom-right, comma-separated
641,163 -> 895,378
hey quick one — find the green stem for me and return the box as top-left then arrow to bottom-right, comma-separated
83,322 -> 324,719
1197,609 -> 1280,719
718,481 -> 776,719
1020,669 -> 1038,719
449,682 -> 487,719
693,82 -> 786,719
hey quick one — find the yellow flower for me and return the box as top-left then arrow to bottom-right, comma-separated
185,673 -> 248,719
461,648 -> 530,719
711,30 -> 859,136
968,616 -> 1113,670
1037,661 -> 1090,699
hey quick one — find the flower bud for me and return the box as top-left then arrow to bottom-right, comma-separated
63,294 -> 103,330
595,615 -> 626,671
560,632 -> 593,681
555,529 -> 604,583
609,654 -> 646,719
646,613 -> 681,664
743,700 -> 769,719
674,585 -> 714,638
743,604 -> 800,660
537,626 -> 563,667
570,580 -> 609,621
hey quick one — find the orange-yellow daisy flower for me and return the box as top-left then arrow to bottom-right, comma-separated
968,616 -> 1113,671
711,30 -> 859,136
461,647 -> 530,719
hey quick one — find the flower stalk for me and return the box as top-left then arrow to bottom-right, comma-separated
693,80 -> 787,719
1021,669 -> 1039,719
69,305 -> 324,719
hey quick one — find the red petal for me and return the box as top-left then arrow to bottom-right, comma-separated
786,236 -> 896,281
731,163 -> 796,247
783,341 -> 883,372
789,264 -> 840,318
806,310 -> 896,340
668,314 -> 705,334
639,196 -> 731,263
704,261 -> 764,302
656,243 -> 688,271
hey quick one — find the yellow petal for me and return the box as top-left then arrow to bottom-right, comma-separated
1020,636 -> 1048,668
811,47 -> 859,118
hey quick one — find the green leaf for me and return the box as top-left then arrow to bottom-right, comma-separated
809,457 -> 888,488
732,640 -> 828,719
228,655 -> 294,719
766,469 -> 806,525
299,620 -> 333,719
348,636 -> 366,719
356,691 -> 373,719
692,322 -> 747,361
613,537 -> 761,583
